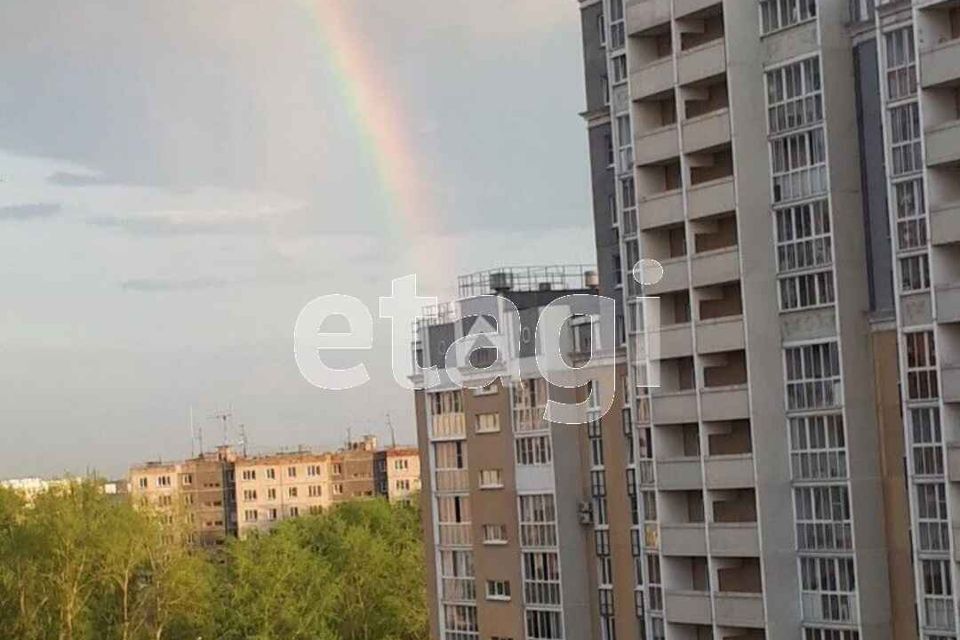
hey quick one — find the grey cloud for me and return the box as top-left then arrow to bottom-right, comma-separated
120,277 -> 229,293
47,171 -> 113,187
0,203 -> 62,221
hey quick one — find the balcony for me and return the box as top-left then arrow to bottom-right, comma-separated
715,592 -> 765,628
437,523 -> 472,547
700,385 -> 750,421
931,201 -> 960,245
925,120 -> 960,167
659,323 -> 694,358
947,442 -> 960,483
635,125 -> 681,166
651,389 -> 699,423
435,469 -> 469,492
691,247 -> 740,288
704,454 -> 755,489
645,256 -> 690,295
682,109 -> 731,154
675,0 -> 722,18
664,590 -> 713,625
638,189 -> 684,230
660,523 -> 707,556
441,577 -> 476,602
631,57 -> 675,101
943,363 -> 960,403
431,414 -> 466,439
709,523 -> 760,557
687,176 -> 735,220
937,283 -> 960,323
697,316 -> 745,354
626,0 -> 671,36
678,39 -> 726,87
921,37 -> 960,89
657,457 -> 703,490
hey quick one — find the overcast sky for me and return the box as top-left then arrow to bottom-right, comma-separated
0,0 -> 595,478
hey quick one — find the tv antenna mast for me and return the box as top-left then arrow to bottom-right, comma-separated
386,413 -> 396,448
238,424 -> 248,457
210,409 -> 232,447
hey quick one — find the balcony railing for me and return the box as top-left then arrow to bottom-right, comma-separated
438,523 -> 472,546
435,469 -> 470,492
431,414 -> 466,439
442,577 -> 477,602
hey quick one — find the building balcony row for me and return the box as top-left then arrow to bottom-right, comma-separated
664,589 -> 765,628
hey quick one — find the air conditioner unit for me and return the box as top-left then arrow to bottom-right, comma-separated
578,501 -> 593,525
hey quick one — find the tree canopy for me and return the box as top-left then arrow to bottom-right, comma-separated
0,481 -> 428,640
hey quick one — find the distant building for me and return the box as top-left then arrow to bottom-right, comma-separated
129,445 -> 238,547
374,446 -> 422,504
129,436 -> 421,542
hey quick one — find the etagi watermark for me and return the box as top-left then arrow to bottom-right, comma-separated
293,260 -> 664,424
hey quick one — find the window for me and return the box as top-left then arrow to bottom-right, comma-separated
287,466 -> 297,478
784,342 -> 842,411
760,0 -> 817,34
180,473 -> 193,486
526,609 -> 563,640
242,489 -> 257,501
479,469 -> 503,489
306,464 -> 322,477
486,580 -> 511,601
475,413 -> 501,433
394,459 -> 409,470
267,488 -> 276,500
889,103 -> 922,176
803,629 -> 859,640
289,506 -> 300,517
612,54 -> 628,85
893,178 -> 926,250
775,200 -> 832,273
395,479 -> 411,491
920,559 -> 955,630
288,487 -> 298,498
795,485 -> 852,551
522,553 -> 562,605
241,469 -> 256,481
789,413 -> 847,481
911,407 -> 943,477
616,114 -> 633,170
333,484 -> 344,495
767,57 -> 823,134
885,27 -> 917,101
482,524 -> 508,544
243,509 -> 258,522
519,494 -> 558,547
799,556 -> 857,623
916,482 -> 950,552
265,468 -> 275,480
137,477 -> 148,489
771,128 -> 828,203
516,435 -> 552,465
268,508 -> 278,520
899,254 -> 930,292
905,331 -> 938,401
443,605 -> 478,636
157,475 -> 171,487
308,485 -> 322,498
597,13 -> 605,47
779,271 -> 835,310
435,441 -> 466,469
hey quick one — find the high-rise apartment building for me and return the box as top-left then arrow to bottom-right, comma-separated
415,0 -> 960,638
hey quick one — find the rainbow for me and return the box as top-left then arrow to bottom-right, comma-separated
304,0 -> 448,281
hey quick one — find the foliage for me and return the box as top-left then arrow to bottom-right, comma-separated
0,481 -> 428,640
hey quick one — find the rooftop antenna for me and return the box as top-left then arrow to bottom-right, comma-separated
239,424 -> 248,457
209,410 -> 231,447
386,413 -> 396,449
189,406 -> 195,458
347,426 -> 352,449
